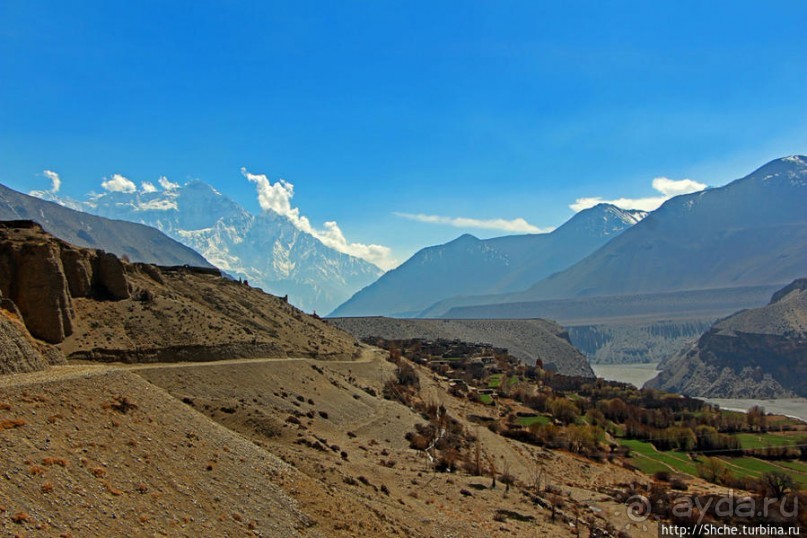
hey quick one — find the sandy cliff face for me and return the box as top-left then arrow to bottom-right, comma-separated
0,309 -> 49,374
0,221 -> 134,345
646,278 -> 807,398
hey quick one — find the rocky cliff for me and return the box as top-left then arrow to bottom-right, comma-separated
645,278 -> 807,398
0,308 -> 49,374
0,221 -> 359,371
0,221 -> 132,344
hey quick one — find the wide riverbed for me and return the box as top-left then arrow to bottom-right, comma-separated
697,397 -> 807,422
591,363 -> 807,422
591,362 -> 661,388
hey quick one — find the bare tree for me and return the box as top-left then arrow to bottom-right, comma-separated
501,458 -> 514,495
761,471 -> 794,499
486,453 -> 497,489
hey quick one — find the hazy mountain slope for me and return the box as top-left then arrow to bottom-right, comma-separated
442,285 -> 782,323
331,204 -> 644,317
329,317 -> 594,376
35,180 -> 382,313
646,278 -> 807,398
453,156 -> 806,310
0,183 -> 212,267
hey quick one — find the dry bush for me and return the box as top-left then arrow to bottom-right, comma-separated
108,396 -> 138,414
28,465 -> 45,476
104,481 -> 123,495
0,419 -> 27,430
11,512 -> 31,524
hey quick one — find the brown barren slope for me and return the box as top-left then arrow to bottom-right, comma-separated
330,316 -> 594,377
0,220 -> 359,368
138,347 -> 660,538
0,370 -> 314,537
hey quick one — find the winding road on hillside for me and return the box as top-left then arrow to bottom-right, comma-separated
0,347 -> 378,389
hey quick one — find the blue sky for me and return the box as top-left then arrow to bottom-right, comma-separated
1,1 -> 806,267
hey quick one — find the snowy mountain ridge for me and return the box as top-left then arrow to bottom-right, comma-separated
35,180 -> 382,313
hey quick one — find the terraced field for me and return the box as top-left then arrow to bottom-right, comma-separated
619,438 -> 807,488
719,457 -> 807,487
734,432 -> 805,449
619,439 -> 700,476
515,415 -> 551,427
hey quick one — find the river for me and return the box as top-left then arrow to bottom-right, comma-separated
591,362 -> 807,422
591,362 -> 661,389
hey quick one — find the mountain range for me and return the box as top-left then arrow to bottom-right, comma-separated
32,180 -> 382,313
331,204 -> 646,317
423,155 -> 807,320
0,183 -> 211,268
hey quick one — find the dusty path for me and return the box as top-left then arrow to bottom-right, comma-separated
0,347 -> 377,389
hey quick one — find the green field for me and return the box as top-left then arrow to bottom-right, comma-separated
516,415 -> 551,427
719,457 -> 807,487
619,438 -> 807,488
479,393 -> 494,405
487,374 -> 519,389
619,439 -> 700,476
774,460 -> 807,474
734,432 -> 801,449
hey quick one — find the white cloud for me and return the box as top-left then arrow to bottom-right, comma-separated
651,177 -> 707,197
101,173 -> 137,193
569,177 -> 707,212
394,212 -> 552,234
158,176 -> 180,190
43,170 -> 61,193
141,181 -> 158,193
317,221 -> 395,270
241,167 -> 396,270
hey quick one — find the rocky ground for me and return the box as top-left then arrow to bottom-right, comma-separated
0,347 -> 679,537
0,222 -> 724,537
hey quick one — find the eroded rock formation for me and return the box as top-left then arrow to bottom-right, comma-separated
646,278 -> 807,398
0,221 -> 131,344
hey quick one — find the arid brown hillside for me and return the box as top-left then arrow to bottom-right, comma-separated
0,369 -> 315,537
329,316 -> 594,377
647,278 -> 807,398
0,221 -> 359,369
0,349 -> 665,538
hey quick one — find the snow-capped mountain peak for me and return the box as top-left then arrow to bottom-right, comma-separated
34,180 -> 382,313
